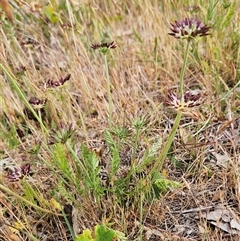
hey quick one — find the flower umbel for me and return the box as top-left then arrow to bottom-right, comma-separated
166,91 -> 201,109
91,41 -> 117,54
169,18 -> 210,40
39,74 -> 71,90
6,163 -> 31,182
29,97 -> 47,109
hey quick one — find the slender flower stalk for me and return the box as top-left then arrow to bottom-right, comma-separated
149,110 -> 182,177
104,54 -> 113,126
148,18 -> 210,178
179,40 -> 191,100
149,44 -> 190,175
91,41 -> 117,127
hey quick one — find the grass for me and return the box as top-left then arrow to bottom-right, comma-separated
0,0 -> 240,240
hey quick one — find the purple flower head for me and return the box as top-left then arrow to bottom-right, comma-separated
169,18 -> 210,41
6,164 -> 31,182
6,167 -> 22,182
91,41 -> 117,54
166,91 -> 201,110
29,97 -> 47,109
21,163 -> 31,176
39,74 -> 71,90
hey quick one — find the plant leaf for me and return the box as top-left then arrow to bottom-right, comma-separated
44,5 -> 59,24
95,225 -> 116,241
104,130 -> 116,148
154,176 -> 182,194
76,229 -> 95,241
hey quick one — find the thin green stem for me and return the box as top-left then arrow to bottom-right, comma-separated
179,40 -> 191,100
103,54 -> 113,126
61,207 -> 77,241
147,40 -> 191,179
38,109 -> 47,143
0,63 -> 48,134
149,109 -> 182,177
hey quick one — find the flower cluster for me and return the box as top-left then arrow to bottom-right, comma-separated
46,74 -> 71,88
15,65 -> 27,75
29,97 -> 47,109
91,41 -> 117,54
169,18 -> 210,40
39,74 -> 71,90
166,91 -> 201,110
6,163 -> 31,182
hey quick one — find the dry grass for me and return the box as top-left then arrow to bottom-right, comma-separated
0,0 -> 240,240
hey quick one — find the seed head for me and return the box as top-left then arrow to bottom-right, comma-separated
169,18 -> 210,40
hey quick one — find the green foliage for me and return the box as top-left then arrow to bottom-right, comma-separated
52,143 -> 72,179
152,172 -> 183,198
95,225 -> 116,241
0,123 -> 19,149
0,97 -> 20,149
219,2 -> 236,29
44,5 -> 59,24
56,181 -> 76,204
2,0 -> 240,240
104,130 -> 121,178
22,180 -> 48,209
137,137 -> 163,173
80,144 -> 104,197
76,225 -> 116,241
76,229 -> 95,241
132,116 -> 147,161
111,126 -> 129,141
